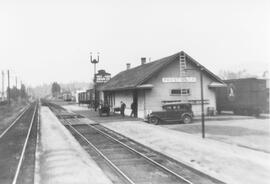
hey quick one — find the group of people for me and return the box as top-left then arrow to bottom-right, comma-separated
120,101 -> 136,117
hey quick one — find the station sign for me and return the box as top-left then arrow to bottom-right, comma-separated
162,99 -> 209,105
96,75 -> 111,83
162,77 -> 196,83
95,69 -> 111,84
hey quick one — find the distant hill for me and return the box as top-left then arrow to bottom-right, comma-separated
29,82 -> 92,98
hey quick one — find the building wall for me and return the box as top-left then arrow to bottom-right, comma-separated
142,60 -> 217,117
113,90 -> 133,115
104,59 -> 218,119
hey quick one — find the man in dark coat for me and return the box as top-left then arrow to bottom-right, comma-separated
120,101 -> 126,117
130,102 -> 136,117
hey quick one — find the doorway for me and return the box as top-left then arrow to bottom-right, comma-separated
132,90 -> 138,117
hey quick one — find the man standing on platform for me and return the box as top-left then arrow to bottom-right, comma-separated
130,102 -> 136,117
120,101 -> 126,117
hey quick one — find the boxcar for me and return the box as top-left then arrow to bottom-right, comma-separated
216,78 -> 269,116
78,91 -> 87,104
78,89 -> 95,106
63,93 -> 72,101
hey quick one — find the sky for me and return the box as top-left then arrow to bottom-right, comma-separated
0,0 -> 269,88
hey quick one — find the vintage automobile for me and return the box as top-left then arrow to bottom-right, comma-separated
148,103 -> 193,125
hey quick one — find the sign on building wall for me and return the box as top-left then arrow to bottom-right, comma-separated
162,99 -> 209,105
162,77 -> 196,83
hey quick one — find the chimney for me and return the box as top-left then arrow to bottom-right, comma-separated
126,63 -> 131,70
141,57 -> 146,65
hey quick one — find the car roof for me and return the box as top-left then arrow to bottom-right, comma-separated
162,102 -> 192,106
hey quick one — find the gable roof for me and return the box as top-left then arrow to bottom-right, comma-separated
102,51 -> 224,91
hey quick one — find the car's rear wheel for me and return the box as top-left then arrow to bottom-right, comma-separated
149,117 -> 159,125
182,115 -> 192,124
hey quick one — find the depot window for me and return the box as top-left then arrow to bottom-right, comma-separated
171,89 -> 190,96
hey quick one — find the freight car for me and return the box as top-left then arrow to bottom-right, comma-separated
63,93 -> 72,101
78,88 -> 106,111
78,89 -> 95,107
216,78 -> 269,116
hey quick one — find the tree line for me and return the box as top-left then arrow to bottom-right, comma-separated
7,84 -> 27,101
51,82 -> 61,97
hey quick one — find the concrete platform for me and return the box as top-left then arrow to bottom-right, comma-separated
36,107 -> 112,184
193,114 -> 255,121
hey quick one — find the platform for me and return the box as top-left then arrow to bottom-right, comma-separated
36,107 -> 112,184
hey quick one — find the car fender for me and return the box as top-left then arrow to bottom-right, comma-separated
181,113 -> 192,119
148,114 -> 161,121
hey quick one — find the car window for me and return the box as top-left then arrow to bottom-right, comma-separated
164,106 -> 173,110
179,104 -> 189,110
163,106 -> 168,110
162,104 -> 192,111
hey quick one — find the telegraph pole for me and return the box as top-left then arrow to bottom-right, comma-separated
15,76 -> 17,89
7,70 -> 10,104
90,52 -> 99,111
185,66 -> 205,139
1,71 -> 4,101
200,69 -> 205,138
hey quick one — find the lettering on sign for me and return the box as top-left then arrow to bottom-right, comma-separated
162,77 -> 196,83
96,75 -> 111,83
161,99 -> 209,105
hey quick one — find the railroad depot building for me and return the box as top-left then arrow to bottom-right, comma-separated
101,51 -> 225,119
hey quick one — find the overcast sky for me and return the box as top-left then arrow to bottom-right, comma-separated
0,0 -> 269,87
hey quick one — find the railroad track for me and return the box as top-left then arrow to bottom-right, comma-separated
0,101 -> 39,184
44,101 -> 224,184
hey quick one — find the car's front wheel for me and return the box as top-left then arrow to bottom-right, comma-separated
149,117 -> 159,125
182,115 -> 192,124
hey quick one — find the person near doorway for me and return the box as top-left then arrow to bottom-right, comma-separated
120,101 -> 126,117
130,102 -> 136,117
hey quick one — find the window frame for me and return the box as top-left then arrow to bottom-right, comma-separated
170,89 -> 191,96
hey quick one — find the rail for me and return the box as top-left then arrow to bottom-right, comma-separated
48,104 -> 135,184
46,102 -> 193,184
0,104 -> 31,139
87,123 -> 193,184
12,102 -> 38,184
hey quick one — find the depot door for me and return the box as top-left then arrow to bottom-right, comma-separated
133,90 -> 138,117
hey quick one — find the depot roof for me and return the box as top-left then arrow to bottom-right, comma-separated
102,51 -> 224,91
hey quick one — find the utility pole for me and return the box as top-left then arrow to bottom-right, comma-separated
7,70 -> 10,104
90,52 -> 99,111
1,71 -> 4,101
185,65 -> 206,139
200,68 -> 205,138
16,76 -> 17,89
